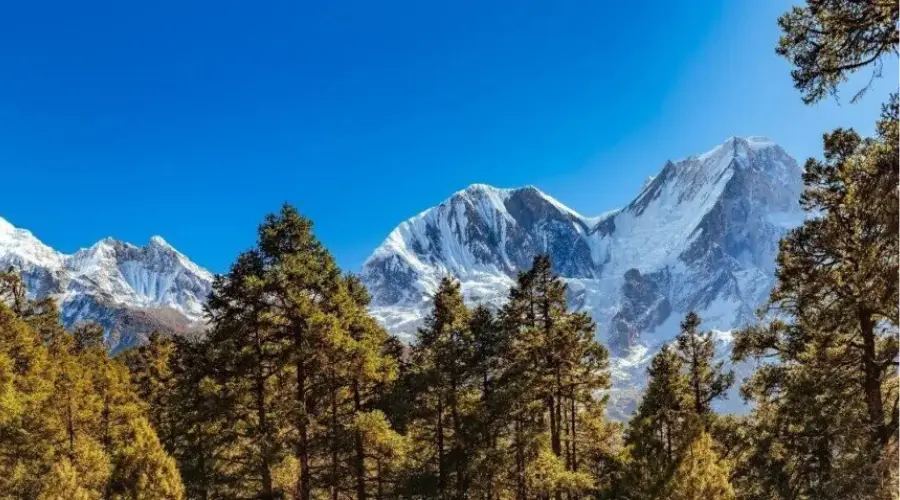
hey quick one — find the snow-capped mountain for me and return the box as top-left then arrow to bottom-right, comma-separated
0,218 -> 213,352
0,135 -> 804,414
362,136 -> 805,415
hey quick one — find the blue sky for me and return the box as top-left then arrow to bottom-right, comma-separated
0,0 -> 895,273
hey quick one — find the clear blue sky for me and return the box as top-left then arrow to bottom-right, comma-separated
0,0 -> 895,273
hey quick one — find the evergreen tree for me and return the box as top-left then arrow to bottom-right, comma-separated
622,345 -> 692,499
496,255 -> 613,500
193,250 -> 282,497
38,436 -> 111,500
343,274 -> 403,500
467,305 -> 506,499
732,3 -> 899,493
734,99 -> 899,498
662,431 -> 735,500
122,332 -> 176,448
108,418 -> 185,500
199,204 -> 402,500
0,275 -> 56,498
674,312 -> 734,420
777,0 -> 898,103
408,277 -> 475,500
255,204 -> 343,500
0,270 -> 184,499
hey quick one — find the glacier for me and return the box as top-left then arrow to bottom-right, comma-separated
0,135 -> 806,416
361,136 -> 806,416
0,218 -> 212,352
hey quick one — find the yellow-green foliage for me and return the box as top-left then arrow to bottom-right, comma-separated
525,434 -> 594,497
663,432 -> 735,500
0,271 -> 184,500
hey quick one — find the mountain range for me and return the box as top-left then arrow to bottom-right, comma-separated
0,219 -> 211,352
0,136 -> 805,412
362,136 -> 803,343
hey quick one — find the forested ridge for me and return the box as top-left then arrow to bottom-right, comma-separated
0,1 -> 897,498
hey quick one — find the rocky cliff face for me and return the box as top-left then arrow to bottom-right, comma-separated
361,136 -> 805,415
0,218 -> 212,352
0,135 -> 805,415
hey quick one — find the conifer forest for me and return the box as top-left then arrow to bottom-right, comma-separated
0,1 -> 897,499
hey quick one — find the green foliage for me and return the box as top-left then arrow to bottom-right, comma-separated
675,312 -> 734,419
777,0 -> 898,103
662,431 -> 735,500
373,255 -> 617,500
623,345 -> 691,498
6,2 -> 899,498
621,312 -> 734,500
137,204 -> 405,500
0,269 -> 184,500
109,418 -> 185,500
725,4 -> 900,497
731,99 -> 899,498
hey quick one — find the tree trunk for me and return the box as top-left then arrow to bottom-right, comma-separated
665,416 -> 673,466
692,349 -> 703,416
515,420 -> 526,500
67,393 -> 75,456
858,307 -> 886,446
376,459 -> 384,500
563,394 -> 571,470
330,366 -> 340,500
102,395 -> 112,453
549,395 -> 559,456
197,419 -> 210,500
437,396 -> 446,500
450,369 -> 466,499
551,372 -> 563,500
569,390 -> 577,471
253,340 -> 274,500
297,356 -> 311,500
353,381 -> 368,500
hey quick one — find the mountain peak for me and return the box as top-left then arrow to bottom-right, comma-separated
458,183 -> 547,196
0,216 -> 15,234
461,183 -> 502,193
363,135 -> 805,332
693,135 -> 780,162
0,219 -> 213,352
723,135 -> 774,146
0,216 -> 39,242
149,235 -> 172,249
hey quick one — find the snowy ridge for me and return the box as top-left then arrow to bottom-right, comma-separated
0,219 -> 213,352
362,136 -> 806,416
0,135 -> 806,413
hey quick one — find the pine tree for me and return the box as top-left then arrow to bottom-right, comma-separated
725,3 -> 900,499
776,0 -> 898,104
0,270 -> 184,499
109,417 -> 185,500
662,431 -> 735,500
734,99 -> 899,498
200,204 -> 403,500
168,335 -> 234,500
408,276 -> 475,500
622,345 -> 692,499
203,250 -> 293,498
0,280 -> 56,498
342,274 -> 402,500
353,410 -> 409,500
495,256 -> 613,500
38,437 -> 110,500
122,332 -> 176,448
255,203 -> 344,500
674,312 -> 734,421
467,305 -> 506,499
